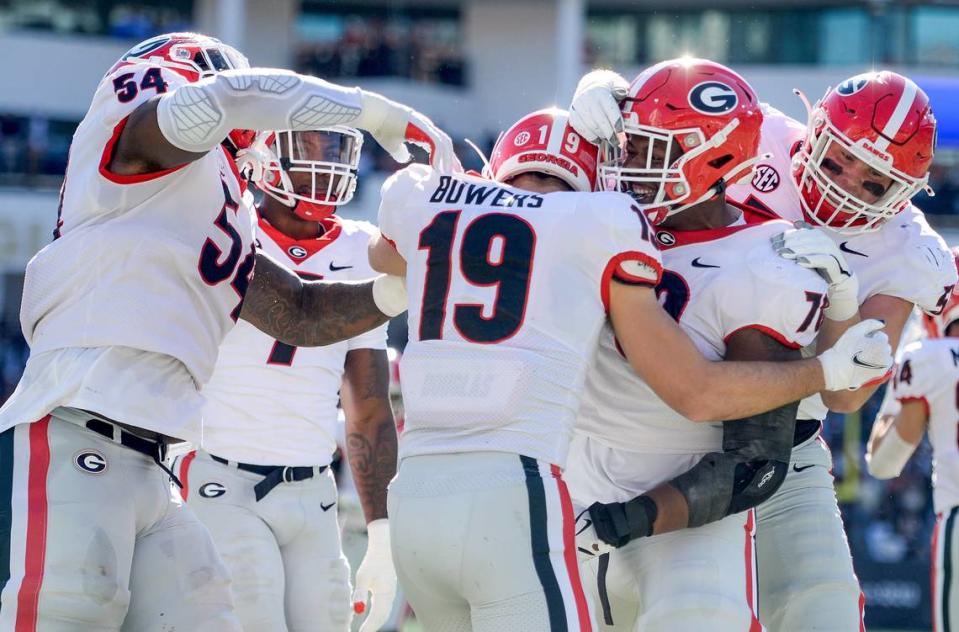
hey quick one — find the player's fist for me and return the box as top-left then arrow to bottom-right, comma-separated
575,507 -> 614,563
569,70 -> 629,145
351,519 -> 397,632
355,90 -> 462,173
772,224 -> 860,321
817,319 -> 893,391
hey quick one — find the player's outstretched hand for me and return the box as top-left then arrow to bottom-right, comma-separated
355,90 -> 462,173
352,519 -> 397,632
817,319 -> 893,391
569,70 -> 629,145
575,507 -> 614,563
772,224 -> 860,321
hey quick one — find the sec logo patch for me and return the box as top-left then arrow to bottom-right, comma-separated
513,131 -> 531,146
751,164 -> 780,193
74,450 -> 108,474
288,245 -> 308,259
199,482 -> 227,498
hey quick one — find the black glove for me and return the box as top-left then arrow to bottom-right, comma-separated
588,496 -> 658,548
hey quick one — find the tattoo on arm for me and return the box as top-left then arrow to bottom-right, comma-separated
240,252 -> 389,347
343,349 -> 397,523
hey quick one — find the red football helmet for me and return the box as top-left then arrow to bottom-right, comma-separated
113,32 -> 253,150
793,71 -> 937,234
488,108 -> 597,192
599,58 -> 763,224
253,127 -> 364,221
923,247 -> 959,338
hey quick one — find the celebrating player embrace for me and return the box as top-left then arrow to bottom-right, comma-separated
0,31 -> 451,630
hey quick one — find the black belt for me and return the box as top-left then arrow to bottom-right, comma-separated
210,455 -> 327,501
85,419 -> 182,488
793,419 -> 822,447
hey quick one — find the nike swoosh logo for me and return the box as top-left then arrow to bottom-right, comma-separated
328,262 -> 353,272
792,463 -> 815,473
839,242 -> 868,258
320,501 -> 336,512
575,518 -> 592,536
852,353 -> 887,370
691,257 -> 720,269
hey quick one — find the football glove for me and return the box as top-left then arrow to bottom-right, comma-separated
351,519 -> 397,632
575,507 -> 614,563
356,91 -> 462,173
817,319 -> 893,391
569,70 -> 629,145
772,224 -> 860,321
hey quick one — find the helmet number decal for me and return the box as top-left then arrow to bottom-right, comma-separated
112,67 -> 169,104
688,81 -> 739,115
564,132 -> 580,154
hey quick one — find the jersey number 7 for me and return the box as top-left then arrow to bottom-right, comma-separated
418,210 -> 535,343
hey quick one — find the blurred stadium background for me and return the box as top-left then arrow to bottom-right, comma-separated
1,0 -> 959,629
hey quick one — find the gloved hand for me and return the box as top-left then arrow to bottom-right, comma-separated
234,131 -> 277,185
817,319 -> 893,391
772,224 -> 860,321
588,497 -> 657,548
352,519 -> 397,632
569,70 -> 629,144
355,91 -> 462,173
575,507 -> 614,563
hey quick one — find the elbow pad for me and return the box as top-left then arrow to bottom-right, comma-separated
156,68 -> 363,153
672,401 -> 798,528
867,428 -> 916,479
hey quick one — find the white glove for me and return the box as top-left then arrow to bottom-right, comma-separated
772,224 -> 860,321
372,274 -> 407,317
352,519 -> 397,632
575,507 -> 614,564
355,90 -> 462,173
817,319 -> 893,391
569,70 -> 629,144
234,132 -> 276,185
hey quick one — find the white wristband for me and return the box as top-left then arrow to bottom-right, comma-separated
372,275 -> 407,317
824,275 -> 860,322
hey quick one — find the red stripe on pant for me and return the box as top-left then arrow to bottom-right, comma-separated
550,464 -> 592,632
858,591 -> 866,632
178,450 -> 197,501
15,416 -> 51,632
744,510 -> 762,632
934,513 -> 943,632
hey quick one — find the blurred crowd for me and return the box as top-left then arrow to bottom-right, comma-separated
295,16 -> 466,87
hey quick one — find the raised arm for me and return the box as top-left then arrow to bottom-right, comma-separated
110,67 -> 458,175
240,251 -> 403,347
608,281 -> 891,422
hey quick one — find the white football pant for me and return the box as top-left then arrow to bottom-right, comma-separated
933,506 -> 959,632
176,450 -> 352,632
0,411 -> 238,631
754,436 -> 864,631
389,451 -> 594,631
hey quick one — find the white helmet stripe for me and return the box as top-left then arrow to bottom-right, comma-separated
873,79 -> 918,151
546,113 -> 567,155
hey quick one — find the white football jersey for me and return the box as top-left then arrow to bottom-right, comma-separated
891,338 -> 959,513
1,62 -> 256,441
572,215 -> 828,497
200,215 -> 387,466
378,165 -> 663,467
727,105 -> 956,421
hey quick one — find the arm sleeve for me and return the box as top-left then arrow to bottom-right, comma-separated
876,212 -> 957,314
721,230 -> 830,349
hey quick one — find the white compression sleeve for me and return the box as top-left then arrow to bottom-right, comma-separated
156,68 -> 364,153
866,427 -> 917,479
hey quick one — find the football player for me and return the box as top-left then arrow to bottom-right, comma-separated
565,58 -> 838,631
367,107 -> 890,630
0,32 -> 452,630
173,127 -> 395,632
867,250 -> 959,632
569,66 -> 955,630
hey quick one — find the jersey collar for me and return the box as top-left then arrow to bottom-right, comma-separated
257,212 -> 343,264
654,201 -> 772,250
